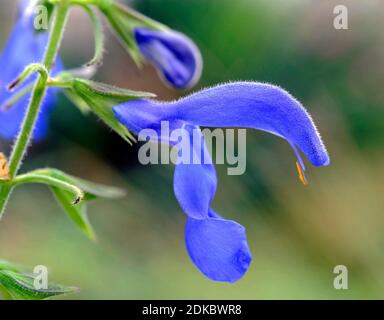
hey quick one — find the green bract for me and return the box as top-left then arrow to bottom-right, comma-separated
68,78 -> 156,143
99,1 -> 167,65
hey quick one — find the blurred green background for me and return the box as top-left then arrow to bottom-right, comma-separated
1,0 -> 384,299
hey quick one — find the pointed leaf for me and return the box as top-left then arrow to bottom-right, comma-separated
51,186 -> 96,241
0,260 -> 77,300
0,270 -> 77,300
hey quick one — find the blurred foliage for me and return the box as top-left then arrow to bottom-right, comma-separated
1,0 -> 384,299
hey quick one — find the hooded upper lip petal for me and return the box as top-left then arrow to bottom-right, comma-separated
113,81 -> 330,168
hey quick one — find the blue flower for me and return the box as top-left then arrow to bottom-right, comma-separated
134,27 -> 202,90
113,81 -> 330,282
0,0 -> 62,141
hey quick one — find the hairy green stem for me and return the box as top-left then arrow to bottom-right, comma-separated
0,2 -> 70,218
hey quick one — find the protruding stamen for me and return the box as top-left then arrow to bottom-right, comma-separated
296,161 -> 308,185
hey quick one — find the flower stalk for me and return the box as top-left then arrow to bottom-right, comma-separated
0,1 -> 70,218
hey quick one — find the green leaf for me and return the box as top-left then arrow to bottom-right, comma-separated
51,186 -> 96,240
0,260 -> 77,300
0,271 -> 77,300
11,168 -> 126,240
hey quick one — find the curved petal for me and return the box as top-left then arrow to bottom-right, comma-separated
134,27 -> 202,89
173,125 -> 217,219
185,213 -> 252,283
0,1 -> 62,141
113,82 -> 330,169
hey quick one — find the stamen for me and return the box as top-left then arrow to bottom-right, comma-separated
289,141 -> 306,172
287,141 -> 308,185
296,161 -> 308,186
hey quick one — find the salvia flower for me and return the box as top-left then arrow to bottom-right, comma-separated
113,81 -> 330,282
134,27 -> 202,90
0,0 -> 62,141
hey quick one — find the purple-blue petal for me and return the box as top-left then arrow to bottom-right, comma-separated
0,1 -> 62,141
185,214 -> 252,283
113,82 -> 330,167
173,125 -> 217,219
134,27 -> 202,89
